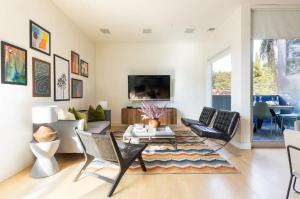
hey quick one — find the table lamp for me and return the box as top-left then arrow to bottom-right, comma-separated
32,106 -> 58,142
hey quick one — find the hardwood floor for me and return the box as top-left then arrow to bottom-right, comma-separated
0,126 -> 299,199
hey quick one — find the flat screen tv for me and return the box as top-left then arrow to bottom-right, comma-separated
128,75 -> 170,100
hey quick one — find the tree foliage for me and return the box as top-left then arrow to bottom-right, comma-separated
253,51 -> 277,95
212,72 -> 231,95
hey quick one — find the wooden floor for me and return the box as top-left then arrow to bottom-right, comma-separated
0,126 -> 300,199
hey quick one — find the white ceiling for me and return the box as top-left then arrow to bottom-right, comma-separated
52,0 -> 247,43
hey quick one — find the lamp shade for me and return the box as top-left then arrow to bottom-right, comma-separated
32,106 -> 58,124
98,101 -> 109,109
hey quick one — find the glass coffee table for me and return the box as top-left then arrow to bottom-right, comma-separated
123,124 -> 177,150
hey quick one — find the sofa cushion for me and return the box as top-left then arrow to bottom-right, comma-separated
190,124 -> 230,141
213,111 -> 240,135
56,108 -> 76,120
181,118 -> 205,126
87,121 -> 110,134
199,107 -> 216,126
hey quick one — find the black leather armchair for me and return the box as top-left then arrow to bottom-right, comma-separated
190,110 -> 240,153
181,107 -> 216,127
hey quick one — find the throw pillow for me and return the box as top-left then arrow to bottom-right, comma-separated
56,108 -> 65,120
57,108 -> 76,120
68,107 -> 76,114
96,105 -> 105,121
74,110 -> 87,130
64,111 -> 76,120
88,105 -> 97,122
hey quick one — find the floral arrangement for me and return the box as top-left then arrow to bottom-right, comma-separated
139,101 -> 168,120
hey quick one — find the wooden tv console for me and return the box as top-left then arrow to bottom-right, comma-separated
121,107 -> 177,125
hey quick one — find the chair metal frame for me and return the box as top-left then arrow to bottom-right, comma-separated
202,118 -> 240,155
286,145 -> 300,199
74,128 -> 147,197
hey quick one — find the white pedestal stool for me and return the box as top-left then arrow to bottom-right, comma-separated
29,140 -> 60,178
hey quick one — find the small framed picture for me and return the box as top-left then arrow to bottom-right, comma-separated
71,78 -> 83,98
30,20 -> 51,56
54,54 -> 70,101
1,41 -> 27,85
80,60 -> 88,77
71,51 -> 80,74
32,57 -> 51,97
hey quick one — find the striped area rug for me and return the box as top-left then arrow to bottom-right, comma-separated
112,130 -> 238,174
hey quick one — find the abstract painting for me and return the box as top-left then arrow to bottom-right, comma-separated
71,78 -> 83,98
80,60 -> 88,77
1,41 -> 27,85
71,51 -> 79,74
32,57 -> 50,97
30,20 -> 51,55
54,54 -> 70,101
286,39 -> 300,75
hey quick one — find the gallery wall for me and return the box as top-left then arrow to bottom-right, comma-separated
0,0 -> 96,181
95,42 -> 206,125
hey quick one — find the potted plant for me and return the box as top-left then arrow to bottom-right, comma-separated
139,102 -> 168,128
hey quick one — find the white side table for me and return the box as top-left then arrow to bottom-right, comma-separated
29,139 -> 60,178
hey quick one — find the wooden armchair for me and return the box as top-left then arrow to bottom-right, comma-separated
74,128 -> 148,197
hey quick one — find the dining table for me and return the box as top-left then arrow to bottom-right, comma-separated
254,104 -> 295,132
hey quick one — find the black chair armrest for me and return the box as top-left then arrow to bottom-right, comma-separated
287,145 -> 300,176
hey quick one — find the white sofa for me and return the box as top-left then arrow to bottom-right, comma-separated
33,110 -> 111,153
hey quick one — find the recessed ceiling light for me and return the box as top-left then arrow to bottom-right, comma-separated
184,28 -> 195,33
207,28 -> 215,32
100,28 -> 111,34
143,29 -> 152,34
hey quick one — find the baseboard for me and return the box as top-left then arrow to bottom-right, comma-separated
252,141 -> 284,148
230,140 -> 252,149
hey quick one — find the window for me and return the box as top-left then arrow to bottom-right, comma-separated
211,54 -> 232,110
253,39 -> 278,95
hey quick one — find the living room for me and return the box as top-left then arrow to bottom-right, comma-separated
1,0 -> 300,198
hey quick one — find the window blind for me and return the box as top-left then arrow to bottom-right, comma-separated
252,9 -> 300,39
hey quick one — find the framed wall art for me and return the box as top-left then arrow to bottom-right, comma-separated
32,57 -> 51,97
80,60 -> 88,77
30,20 -> 51,55
1,41 -> 27,85
71,78 -> 83,98
54,54 -> 70,101
71,51 -> 80,74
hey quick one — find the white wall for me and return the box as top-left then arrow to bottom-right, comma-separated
95,42 -> 205,125
0,0 -> 96,181
202,7 -> 252,149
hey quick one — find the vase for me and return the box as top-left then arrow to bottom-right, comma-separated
149,118 -> 160,128
33,126 -> 57,142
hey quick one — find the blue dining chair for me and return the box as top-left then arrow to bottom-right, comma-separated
279,103 -> 300,131
253,102 -> 276,135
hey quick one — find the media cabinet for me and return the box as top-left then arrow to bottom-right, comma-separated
121,108 -> 177,125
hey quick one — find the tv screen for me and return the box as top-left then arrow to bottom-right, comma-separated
128,75 -> 170,100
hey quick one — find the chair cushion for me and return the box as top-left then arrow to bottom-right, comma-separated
181,118 -> 205,126
87,121 -> 110,134
118,142 -> 147,164
190,124 -> 230,141
199,107 -> 216,126
213,111 -> 240,136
